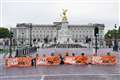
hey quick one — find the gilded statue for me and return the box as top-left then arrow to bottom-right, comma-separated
61,9 -> 68,21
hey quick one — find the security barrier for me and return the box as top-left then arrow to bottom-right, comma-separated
16,47 -> 37,57
64,56 -> 88,64
92,55 -> 117,65
5,57 -> 32,68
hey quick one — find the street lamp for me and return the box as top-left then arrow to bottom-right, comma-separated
56,26 -> 59,41
113,24 -> 118,51
108,34 -> 112,48
94,27 -> 99,56
29,23 -> 32,47
9,31 -> 13,57
21,32 -> 24,46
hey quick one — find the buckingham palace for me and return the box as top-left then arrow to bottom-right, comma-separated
11,9 -> 105,48
11,22 -> 105,47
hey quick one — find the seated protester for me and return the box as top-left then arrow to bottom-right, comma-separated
42,54 -> 46,62
51,53 -> 54,56
102,52 -> 116,63
81,53 -> 88,64
81,53 -> 85,56
38,54 -> 46,64
72,53 -> 75,57
47,53 -> 61,65
65,52 -> 69,56
74,53 -> 88,64
107,52 -> 111,56
47,53 -> 55,64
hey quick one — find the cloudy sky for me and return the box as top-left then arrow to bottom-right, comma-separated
0,0 -> 119,32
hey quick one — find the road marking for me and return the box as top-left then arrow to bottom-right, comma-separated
40,75 -> 45,80
44,73 -> 120,77
0,73 -> 120,79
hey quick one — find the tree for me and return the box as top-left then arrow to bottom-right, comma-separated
105,27 -> 120,47
0,27 -> 10,38
118,26 -> 120,38
105,28 -> 120,39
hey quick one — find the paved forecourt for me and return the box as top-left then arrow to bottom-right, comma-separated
0,48 -> 120,80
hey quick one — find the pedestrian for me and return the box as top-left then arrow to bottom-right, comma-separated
51,53 -> 54,56
59,54 -> 64,65
32,57 -> 36,67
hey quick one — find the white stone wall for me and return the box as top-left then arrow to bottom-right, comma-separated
15,23 -> 105,47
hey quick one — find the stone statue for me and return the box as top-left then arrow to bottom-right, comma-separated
61,9 -> 68,21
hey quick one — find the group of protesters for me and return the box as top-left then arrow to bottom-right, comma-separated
5,52 -> 116,68
31,52 -> 87,66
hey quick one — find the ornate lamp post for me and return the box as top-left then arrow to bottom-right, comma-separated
29,23 -> 32,47
21,32 -> 24,46
113,24 -> 118,51
108,34 -> 112,48
94,27 -> 99,56
9,31 -> 13,57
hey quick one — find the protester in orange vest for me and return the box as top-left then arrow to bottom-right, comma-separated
42,54 -> 46,62
72,53 -> 75,57
65,52 -> 69,56
75,53 -> 88,64
46,53 -> 54,64
81,53 -> 88,64
102,52 -> 116,64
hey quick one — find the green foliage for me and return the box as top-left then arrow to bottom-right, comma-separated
0,27 -> 10,38
105,28 -> 120,39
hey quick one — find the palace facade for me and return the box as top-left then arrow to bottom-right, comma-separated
11,22 -> 105,47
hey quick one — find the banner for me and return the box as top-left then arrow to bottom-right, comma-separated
64,56 -> 88,64
46,56 -> 60,65
36,56 -> 61,65
101,55 -> 116,64
92,56 -> 116,64
92,56 -> 102,64
5,57 -> 32,67
5,58 -> 18,67
36,57 -> 47,65
17,57 -> 32,67
64,56 -> 75,64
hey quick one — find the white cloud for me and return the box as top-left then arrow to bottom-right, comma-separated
1,0 -> 119,32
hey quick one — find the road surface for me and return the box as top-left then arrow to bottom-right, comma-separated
0,48 -> 120,80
